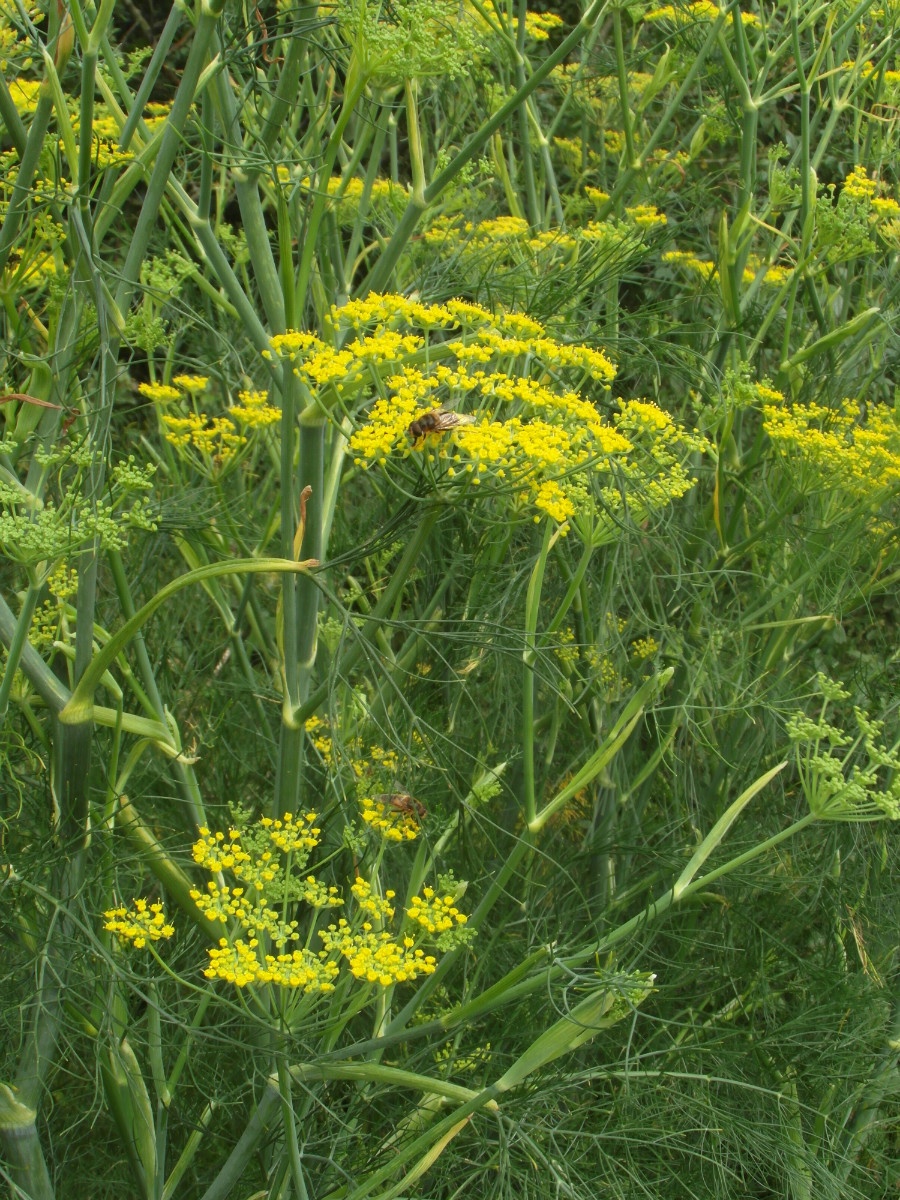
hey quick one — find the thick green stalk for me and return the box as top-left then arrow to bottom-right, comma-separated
612,6 -> 637,170
257,17 -> 310,157
276,417 -> 325,815
276,1057 -> 309,1200
0,72 -> 26,153
0,1086 -> 55,1200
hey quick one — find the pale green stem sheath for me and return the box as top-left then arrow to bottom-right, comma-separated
405,78 -> 426,207
274,350 -> 303,813
296,421 -> 325,676
0,1086 -> 55,1200
276,415 -> 325,815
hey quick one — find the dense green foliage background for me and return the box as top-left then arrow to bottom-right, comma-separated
1,0 -> 898,1197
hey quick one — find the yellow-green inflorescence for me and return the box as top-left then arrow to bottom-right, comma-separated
761,390 -> 900,502
104,898 -> 175,949
138,375 -> 280,467
106,812 -> 470,994
266,294 -> 704,530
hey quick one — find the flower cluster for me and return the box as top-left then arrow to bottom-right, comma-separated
406,886 -> 468,936
645,2 -> 759,26
663,249 -> 792,287
229,389 -> 281,428
522,10 -> 564,40
273,293 -> 693,529
104,899 -> 175,949
319,918 -> 436,986
317,291 -> 702,529
360,795 -> 420,842
139,372 -> 279,467
161,414 -> 245,463
762,394 -> 900,502
107,812 -> 471,993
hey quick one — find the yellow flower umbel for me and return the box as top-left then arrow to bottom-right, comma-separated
267,293 -> 703,534
104,899 -> 175,949
762,396 -> 900,503
180,812 -> 470,994
360,795 -> 420,842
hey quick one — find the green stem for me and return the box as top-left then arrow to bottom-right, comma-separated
523,521 -> 555,827
197,1078 -> 282,1200
211,63 -> 285,331
0,580 -> 42,718
294,74 -> 369,318
0,591 -> 71,712
515,0 -> 540,226
0,90 -> 54,275
276,1057 -> 309,1200
613,7 -> 637,169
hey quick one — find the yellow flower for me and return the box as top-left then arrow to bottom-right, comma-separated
104,898 -> 175,949
139,382 -> 182,404
230,389 -> 281,427
172,374 -> 210,393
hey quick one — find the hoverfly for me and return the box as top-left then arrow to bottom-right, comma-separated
407,408 -> 475,445
375,792 -> 427,822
